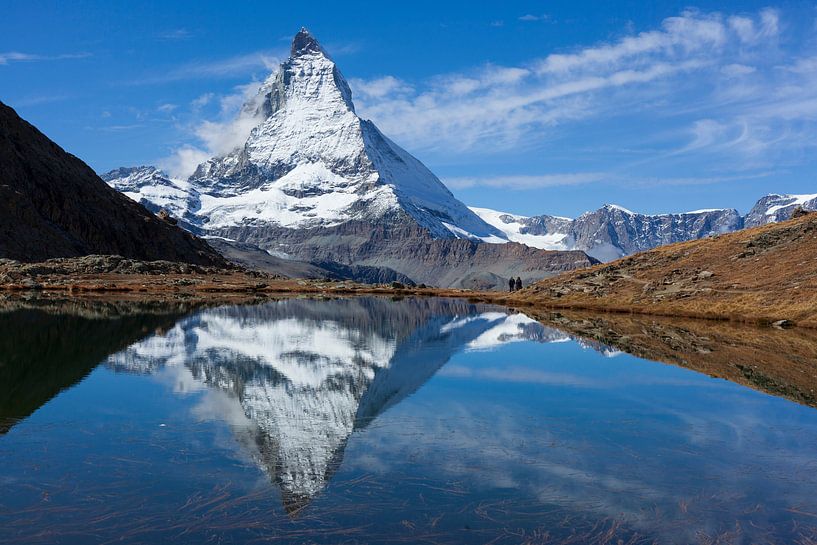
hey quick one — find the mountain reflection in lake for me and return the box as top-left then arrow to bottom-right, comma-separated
2,296 -> 817,544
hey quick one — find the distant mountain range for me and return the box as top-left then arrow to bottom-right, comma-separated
473,194 -> 817,261
105,161 -> 816,267
0,101 -> 224,265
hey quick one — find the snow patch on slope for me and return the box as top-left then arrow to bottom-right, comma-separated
765,193 -> 817,216
469,207 -> 570,250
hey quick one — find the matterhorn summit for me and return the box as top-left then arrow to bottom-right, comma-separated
105,29 -> 596,287
190,28 -> 499,238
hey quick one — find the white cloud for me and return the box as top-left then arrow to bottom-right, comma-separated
191,93 -> 215,109
348,7 -> 805,171
721,63 -> 756,77
0,51 -> 90,65
534,11 -> 730,75
158,145 -> 210,180
348,76 -> 412,100
728,8 -> 779,44
125,50 -> 283,85
161,81 -> 266,178
353,58 -> 704,153
445,172 -> 608,189
519,14 -> 548,22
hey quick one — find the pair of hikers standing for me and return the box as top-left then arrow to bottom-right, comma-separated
508,276 -> 522,292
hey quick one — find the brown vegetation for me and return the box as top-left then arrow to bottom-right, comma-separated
501,211 -> 817,327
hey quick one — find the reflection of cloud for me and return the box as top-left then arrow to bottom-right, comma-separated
438,364 -> 598,386
344,372 -> 817,543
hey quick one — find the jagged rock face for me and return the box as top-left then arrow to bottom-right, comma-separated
744,194 -> 817,227
106,298 -> 569,511
103,29 -> 596,288
473,205 -> 743,261
568,205 -> 744,261
0,102 -> 223,265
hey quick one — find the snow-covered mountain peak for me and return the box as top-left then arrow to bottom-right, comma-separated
600,204 -> 635,215
105,30 -> 605,287
181,29 -> 502,239
291,27 -> 327,58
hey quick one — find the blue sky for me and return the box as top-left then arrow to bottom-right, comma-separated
2,0 -> 816,217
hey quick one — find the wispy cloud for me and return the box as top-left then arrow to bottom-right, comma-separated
519,14 -> 549,22
10,94 -> 72,107
159,81 -> 266,178
0,51 -> 90,66
91,124 -> 145,132
157,28 -> 193,41
445,171 -> 771,191
445,172 -> 608,189
124,49 -> 284,85
348,7 -> 816,176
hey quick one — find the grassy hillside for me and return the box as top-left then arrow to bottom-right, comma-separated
510,211 -> 817,326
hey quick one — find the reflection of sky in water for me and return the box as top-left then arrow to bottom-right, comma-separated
1,297 -> 817,544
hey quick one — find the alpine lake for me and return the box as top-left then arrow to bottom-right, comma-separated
2,295 -> 817,544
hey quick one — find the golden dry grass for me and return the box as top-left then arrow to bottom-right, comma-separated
503,212 -> 817,327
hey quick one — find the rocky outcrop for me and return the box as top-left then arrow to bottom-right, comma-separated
744,193 -> 817,227
0,102 -> 224,265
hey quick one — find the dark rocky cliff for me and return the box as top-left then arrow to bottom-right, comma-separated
0,101 -> 224,265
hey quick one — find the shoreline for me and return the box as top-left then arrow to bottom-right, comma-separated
4,210 -> 816,329
0,276 -> 808,329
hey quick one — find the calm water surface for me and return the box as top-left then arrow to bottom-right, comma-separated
1,296 -> 817,544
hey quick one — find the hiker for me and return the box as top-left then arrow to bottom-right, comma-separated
515,277 -> 522,291
509,277 -> 515,292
